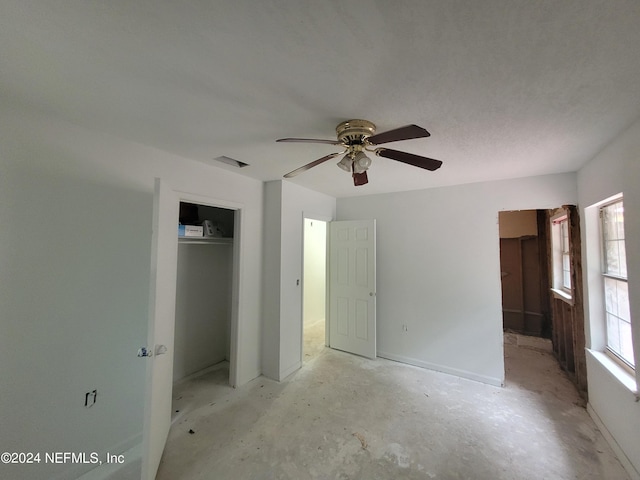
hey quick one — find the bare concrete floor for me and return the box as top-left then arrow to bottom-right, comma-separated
156,331 -> 629,480
303,319 -> 326,362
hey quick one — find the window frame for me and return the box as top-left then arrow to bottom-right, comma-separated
559,217 -> 571,292
599,197 -> 634,371
551,211 -> 572,299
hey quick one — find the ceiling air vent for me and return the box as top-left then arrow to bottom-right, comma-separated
213,156 -> 249,168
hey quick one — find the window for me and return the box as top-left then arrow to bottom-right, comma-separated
600,198 -> 634,368
551,212 -> 571,295
560,218 -> 571,290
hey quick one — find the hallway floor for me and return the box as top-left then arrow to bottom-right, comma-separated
155,332 -> 629,479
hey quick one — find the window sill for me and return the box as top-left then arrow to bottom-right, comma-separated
587,349 -> 638,396
551,288 -> 572,304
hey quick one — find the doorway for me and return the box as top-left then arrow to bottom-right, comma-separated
143,181 -> 244,480
301,217 -> 378,363
302,218 -> 328,362
498,210 -> 551,338
498,209 -> 555,390
172,202 -> 236,418
498,207 -> 588,396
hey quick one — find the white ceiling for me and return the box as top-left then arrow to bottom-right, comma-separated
2,1 -> 640,198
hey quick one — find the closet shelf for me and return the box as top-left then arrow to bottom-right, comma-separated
178,237 -> 233,245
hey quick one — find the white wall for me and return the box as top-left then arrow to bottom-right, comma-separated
173,243 -> 232,382
262,180 -> 335,380
0,107 -> 263,480
337,173 -> 577,386
303,218 -> 326,327
577,118 -> 640,476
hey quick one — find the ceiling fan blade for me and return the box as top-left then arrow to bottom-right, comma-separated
366,124 -> 430,145
283,152 -> 343,178
376,148 -> 443,171
277,138 -> 343,145
353,171 -> 368,186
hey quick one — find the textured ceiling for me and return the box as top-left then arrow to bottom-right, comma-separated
2,1 -> 640,198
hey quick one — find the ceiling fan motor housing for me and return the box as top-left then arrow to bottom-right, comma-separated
336,119 -> 376,145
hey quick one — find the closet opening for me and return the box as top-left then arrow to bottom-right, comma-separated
302,218 -> 328,362
172,202 -> 236,421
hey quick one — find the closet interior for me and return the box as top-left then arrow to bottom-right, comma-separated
173,202 -> 235,390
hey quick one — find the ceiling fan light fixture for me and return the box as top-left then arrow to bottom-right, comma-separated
337,154 -> 353,172
352,151 -> 371,174
279,119 -> 443,185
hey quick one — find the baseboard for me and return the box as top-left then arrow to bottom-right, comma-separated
173,358 -> 228,385
587,403 -> 640,480
304,318 -> 325,328
377,351 -> 504,387
173,359 -> 229,386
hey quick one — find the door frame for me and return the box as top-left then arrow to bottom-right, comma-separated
175,191 -> 243,386
142,182 -> 243,479
300,212 -> 333,364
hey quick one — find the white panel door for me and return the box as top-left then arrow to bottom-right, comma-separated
142,179 -> 179,480
329,219 -> 376,359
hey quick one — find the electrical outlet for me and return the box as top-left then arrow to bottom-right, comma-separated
85,390 -> 97,408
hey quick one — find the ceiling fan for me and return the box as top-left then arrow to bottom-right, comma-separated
277,119 -> 443,186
